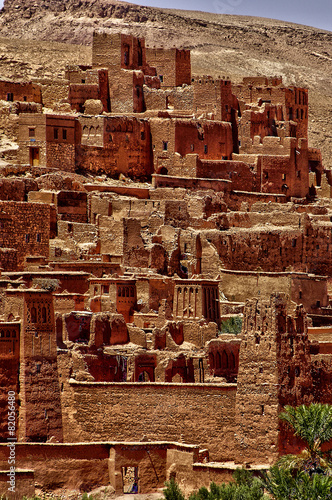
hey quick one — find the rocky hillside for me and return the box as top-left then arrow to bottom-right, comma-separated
0,0 -> 331,165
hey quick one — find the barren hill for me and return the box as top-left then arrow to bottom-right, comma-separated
0,0 -> 331,165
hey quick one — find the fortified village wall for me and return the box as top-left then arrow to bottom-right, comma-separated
0,29 -> 332,496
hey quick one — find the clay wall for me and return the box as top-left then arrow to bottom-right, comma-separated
151,118 -> 233,171
68,69 -> 110,113
0,80 -> 42,103
45,115 -> 76,172
18,114 -> 76,171
36,78 -> 69,109
0,201 -> 50,271
152,174 -> 231,192
28,190 -> 87,223
175,120 -> 233,160
220,270 -> 328,314
233,81 -> 308,140
18,114 -> 47,166
197,159 -> 258,191
57,191 -> 87,223
0,470 -> 34,499
143,85 -> 193,111
4,289 -> 63,443
145,48 -> 191,87
193,78 -> 234,121
208,338 -> 240,383
77,116 -> 153,179
0,443 -> 110,492
173,281 -> 220,324
0,248 -> 17,271
0,351 -> 20,442
235,295 -> 312,464
7,271 -> 90,295
60,380 -> 236,461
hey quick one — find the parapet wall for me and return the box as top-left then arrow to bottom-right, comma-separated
61,381 -> 237,461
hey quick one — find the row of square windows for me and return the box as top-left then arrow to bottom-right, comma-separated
28,128 -> 68,140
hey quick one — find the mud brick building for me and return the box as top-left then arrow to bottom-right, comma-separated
0,80 -> 42,104
18,114 -> 77,171
2,27 -> 332,498
0,201 -> 51,271
146,47 -> 191,88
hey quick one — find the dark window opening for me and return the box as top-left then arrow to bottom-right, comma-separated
36,233 -> 41,243
29,128 -> 35,138
159,75 -> 164,82
68,223 -> 73,233
204,145 -> 208,154
295,366 -> 300,377
31,306 -> 37,323
42,306 -> 47,324
141,131 -> 145,140
317,301 -> 321,308
25,234 -> 30,243
23,96 -> 27,102
6,93 -> 13,102
81,79 -> 85,83
102,285 -> 109,295
163,141 -> 168,151
261,405 -> 264,415
62,129 -> 67,140
36,363 -> 41,373
54,128 -> 59,140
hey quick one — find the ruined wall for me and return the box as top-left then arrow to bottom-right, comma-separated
143,84 -> 193,111
60,381 -> 236,461
77,116 -> 153,179
193,78 -> 234,122
145,48 -> 191,88
235,295 -> 313,464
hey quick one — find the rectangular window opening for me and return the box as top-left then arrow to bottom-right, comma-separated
122,466 -> 139,494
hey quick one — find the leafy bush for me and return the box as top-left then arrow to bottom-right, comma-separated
219,316 -> 243,335
263,466 -> 332,500
163,478 -> 185,500
164,470 -> 268,500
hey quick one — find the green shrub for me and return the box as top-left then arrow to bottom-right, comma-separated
163,478 -> 185,500
188,470 -> 267,500
220,316 -> 243,335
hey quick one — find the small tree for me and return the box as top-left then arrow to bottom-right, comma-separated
263,403 -> 332,499
278,403 -> 332,473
